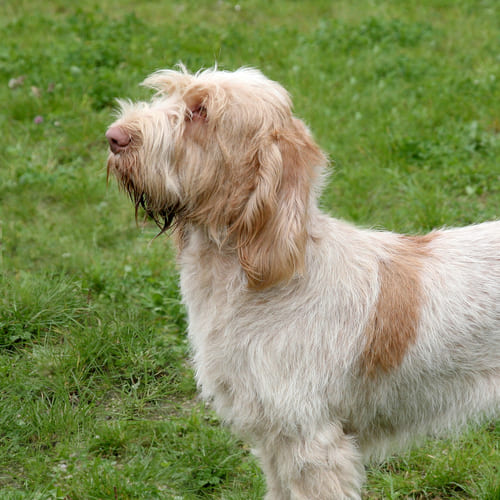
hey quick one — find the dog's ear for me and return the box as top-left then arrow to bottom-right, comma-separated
236,118 -> 326,290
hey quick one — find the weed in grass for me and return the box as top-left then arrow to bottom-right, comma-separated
0,273 -> 92,348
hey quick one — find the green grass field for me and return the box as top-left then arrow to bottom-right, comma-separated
1,0 -> 499,498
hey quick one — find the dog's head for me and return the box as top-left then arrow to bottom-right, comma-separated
107,67 -> 327,289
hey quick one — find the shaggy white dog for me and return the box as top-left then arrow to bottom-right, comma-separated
106,67 -> 500,499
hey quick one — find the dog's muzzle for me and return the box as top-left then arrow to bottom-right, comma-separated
106,126 -> 131,154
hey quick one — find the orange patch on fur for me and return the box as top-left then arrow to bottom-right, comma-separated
363,233 -> 437,377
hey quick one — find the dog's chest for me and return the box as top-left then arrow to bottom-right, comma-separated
178,243 -> 249,394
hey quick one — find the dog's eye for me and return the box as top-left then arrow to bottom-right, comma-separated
190,105 -> 207,121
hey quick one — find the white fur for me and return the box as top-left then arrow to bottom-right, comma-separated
107,67 -> 500,499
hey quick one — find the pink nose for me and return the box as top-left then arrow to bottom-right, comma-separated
106,126 -> 131,153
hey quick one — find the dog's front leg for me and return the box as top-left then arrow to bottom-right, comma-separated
256,423 -> 365,500
255,443 -> 289,500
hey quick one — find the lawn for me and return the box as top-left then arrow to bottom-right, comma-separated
0,0 -> 499,498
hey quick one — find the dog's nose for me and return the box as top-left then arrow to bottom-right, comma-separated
106,126 -> 131,153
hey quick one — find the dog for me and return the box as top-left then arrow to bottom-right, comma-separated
106,66 -> 500,499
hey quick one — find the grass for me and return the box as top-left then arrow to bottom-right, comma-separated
0,0 -> 499,498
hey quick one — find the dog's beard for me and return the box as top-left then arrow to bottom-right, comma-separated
133,191 -> 180,235
107,153 -> 181,235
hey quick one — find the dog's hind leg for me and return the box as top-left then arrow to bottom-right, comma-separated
258,423 -> 365,500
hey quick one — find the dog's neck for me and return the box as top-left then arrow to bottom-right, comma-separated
176,223 -> 249,294
175,206 -> 325,292
173,221 -> 237,254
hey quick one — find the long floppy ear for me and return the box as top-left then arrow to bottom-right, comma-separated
236,118 -> 326,290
